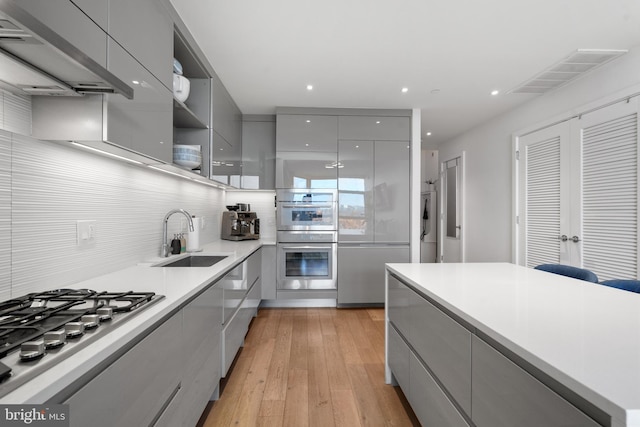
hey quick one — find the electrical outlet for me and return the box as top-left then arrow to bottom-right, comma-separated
77,220 -> 96,249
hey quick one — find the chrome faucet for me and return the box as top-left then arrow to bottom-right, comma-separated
161,209 -> 195,257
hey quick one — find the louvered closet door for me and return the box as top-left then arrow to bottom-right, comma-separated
518,122 -> 572,267
574,99 -> 640,280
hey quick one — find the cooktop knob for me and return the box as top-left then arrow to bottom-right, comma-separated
43,330 -> 67,349
20,341 -> 45,361
97,307 -> 113,322
81,314 -> 100,329
65,322 -> 85,338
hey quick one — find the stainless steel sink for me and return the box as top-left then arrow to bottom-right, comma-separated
155,255 -> 227,267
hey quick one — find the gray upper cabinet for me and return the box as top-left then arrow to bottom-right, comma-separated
338,139 -> 409,243
277,115 -> 338,152
275,113 -> 338,188
211,74 -> 242,185
19,0 -> 107,67
241,117 -> 276,189
338,140 -> 374,241
105,38 -> 173,162
338,116 -> 410,141
32,39 -> 173,163
70,0 -> 108,31
108,0 -> 173,90
212,75 -> 242,148
374,141 -> 410,243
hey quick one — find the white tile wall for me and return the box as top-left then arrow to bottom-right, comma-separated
0,131 -> 11,299
2,131 -> 225,298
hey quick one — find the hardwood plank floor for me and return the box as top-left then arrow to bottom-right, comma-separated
197,308 -> 419,427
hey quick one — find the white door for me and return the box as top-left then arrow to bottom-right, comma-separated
517,122 -> 572,267
573,98 -> 639,280
517,98 -> 639,279
440,154 -> 464,262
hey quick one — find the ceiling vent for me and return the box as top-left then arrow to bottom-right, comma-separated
509,49 -> 628,94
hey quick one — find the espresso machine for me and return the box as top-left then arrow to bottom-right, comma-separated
221,204 -> 260,241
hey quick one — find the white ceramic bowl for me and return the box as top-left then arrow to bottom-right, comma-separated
173,74 -> 190,103
173,144 -> 201,169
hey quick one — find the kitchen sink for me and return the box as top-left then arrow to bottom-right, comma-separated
155,255 -> 227,267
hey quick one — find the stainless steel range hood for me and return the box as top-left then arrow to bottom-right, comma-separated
0,0 -> 133,98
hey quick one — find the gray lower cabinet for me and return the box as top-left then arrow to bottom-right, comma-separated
177,283 -> 224,427
471,336 -> 600,427
261,245 -> 277,299
64,314 -> 182,427
337,245 -> 409,305
409,352 -> 470,427
221,249 -> 262,376
387,274 -> 602,427
408,282 -> 471,414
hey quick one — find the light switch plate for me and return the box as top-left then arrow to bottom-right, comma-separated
77,220 -> 96,249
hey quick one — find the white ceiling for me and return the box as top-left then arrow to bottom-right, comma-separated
170,0 -> 640,146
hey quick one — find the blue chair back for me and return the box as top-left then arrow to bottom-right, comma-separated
599,279 -> 640,293
534,264 -> 599,283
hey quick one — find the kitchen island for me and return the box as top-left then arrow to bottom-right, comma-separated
0,239 -> 262,427
385,262 -> 640,427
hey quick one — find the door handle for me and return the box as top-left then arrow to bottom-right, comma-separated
571,235 -> 581,243
558,235 -> 568,242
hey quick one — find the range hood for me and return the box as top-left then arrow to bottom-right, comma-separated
0,0 -> 133,98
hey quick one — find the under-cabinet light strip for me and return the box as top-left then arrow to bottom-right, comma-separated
71,142 -> 144,165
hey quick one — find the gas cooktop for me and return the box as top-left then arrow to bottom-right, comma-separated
0,289 -> 163,398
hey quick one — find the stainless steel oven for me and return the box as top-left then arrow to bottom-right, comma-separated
277,231 -> 337,290
276,189 -> 337,231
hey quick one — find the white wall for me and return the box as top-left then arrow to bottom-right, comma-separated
438,44 -> 640,262
0,129 -> 225,300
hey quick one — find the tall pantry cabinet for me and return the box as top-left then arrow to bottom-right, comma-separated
336,115 -> 411,305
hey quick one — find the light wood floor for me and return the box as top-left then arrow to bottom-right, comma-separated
197,308 -> 419,427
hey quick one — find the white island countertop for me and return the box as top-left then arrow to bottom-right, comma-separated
0,239 -> 262,404
386,262 -> 640,427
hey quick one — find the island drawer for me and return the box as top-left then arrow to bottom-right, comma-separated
409,352 -> 471,427
472,336 -> 601,427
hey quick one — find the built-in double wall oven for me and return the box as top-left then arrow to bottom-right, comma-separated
276,189 -> 337,290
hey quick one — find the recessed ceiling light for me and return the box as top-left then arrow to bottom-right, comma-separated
491,90 -> 500,96
306,85 -> 313,91
430,89 -> 440,94
376,120 -> 381,124
426,131 -> 432,136
306,119 -> 311,123
401,87 -> 409,93
305,143 -> 309,147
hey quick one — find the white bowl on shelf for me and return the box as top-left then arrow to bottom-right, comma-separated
173,74 -> 190,103
173,144 -> 202,169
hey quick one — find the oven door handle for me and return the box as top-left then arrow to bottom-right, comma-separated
280,204 -> 333,209
279,245 -> 334,250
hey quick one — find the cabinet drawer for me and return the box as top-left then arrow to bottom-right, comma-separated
221,307 -> 250,377
338,116 -> 410,141
64,314 -> 182,427
472,336 -> 600,427
387,274 -> 412,336
409,287 -> 472,414
387,324 -> 410,392
409,352 -> 470,427
276,114 -> 338,152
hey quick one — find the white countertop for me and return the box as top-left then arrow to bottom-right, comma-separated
0,240 -> 262,404
386,262 -> 640,427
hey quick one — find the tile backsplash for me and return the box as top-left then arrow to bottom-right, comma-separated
0,129 -> 225,299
